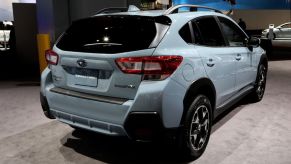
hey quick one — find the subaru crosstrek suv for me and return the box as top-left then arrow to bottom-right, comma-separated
41,5 -> 268,159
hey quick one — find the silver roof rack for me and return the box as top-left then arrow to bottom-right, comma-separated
96,5 -> 140,15
96,7 -> 127,14
164,4 -> 223,15
128,5 -> 141,12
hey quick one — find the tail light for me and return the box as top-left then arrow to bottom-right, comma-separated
45,49 -> 59,65
115,56 -> 183,80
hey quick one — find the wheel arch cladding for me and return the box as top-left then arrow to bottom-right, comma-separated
181,78 -> 216,125
260,53 -> 268,70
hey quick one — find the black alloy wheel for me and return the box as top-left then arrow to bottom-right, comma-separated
250,63 -> 267,102
256,64 -> 267,100
180,95 -> 212,160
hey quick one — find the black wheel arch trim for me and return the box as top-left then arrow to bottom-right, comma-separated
181,78 -> 216,126
259,53 -> 268,70
40,92 -> 55,119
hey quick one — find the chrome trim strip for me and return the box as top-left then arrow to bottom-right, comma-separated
50,87 -> 128,105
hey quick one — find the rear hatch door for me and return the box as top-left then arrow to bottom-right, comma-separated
51,15 -> 171,100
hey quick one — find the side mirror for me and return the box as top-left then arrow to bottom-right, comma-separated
245,37 -> 260,51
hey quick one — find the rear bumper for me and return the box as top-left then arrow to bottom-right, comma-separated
40,91 -> 178,140
40,68 -> 184,140
41,91 -> 127,136
40,89 -> 130,136
51,108 -> 128,136
40,82 -> 167,138
44,86 -> 131,136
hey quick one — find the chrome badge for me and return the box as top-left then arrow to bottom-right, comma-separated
77,59 -> 87,68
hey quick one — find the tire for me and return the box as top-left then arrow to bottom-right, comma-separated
250,63 -> 267,102
180,95 -> 212,160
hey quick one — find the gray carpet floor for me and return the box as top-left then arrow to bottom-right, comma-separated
0,60 -> 291,164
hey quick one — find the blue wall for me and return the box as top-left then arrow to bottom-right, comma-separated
173,0 -> 291,10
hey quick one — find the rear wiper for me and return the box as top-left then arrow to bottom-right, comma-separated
83,43 -> 123,47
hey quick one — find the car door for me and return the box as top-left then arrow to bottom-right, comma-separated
191,16 -> 237,107
217,16 -> 256,92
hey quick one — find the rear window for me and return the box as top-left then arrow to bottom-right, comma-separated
56,15 -> 160,54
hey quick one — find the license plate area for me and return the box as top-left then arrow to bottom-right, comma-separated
73,68 -> 98,87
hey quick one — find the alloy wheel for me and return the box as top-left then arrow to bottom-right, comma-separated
189,105 -> 210,151
256,65 -> 267,99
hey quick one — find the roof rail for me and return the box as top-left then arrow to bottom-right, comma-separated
128,5 -> 141,12
96,5 -> 140,15
164,4 -> 223,15
96,7 -> 128,15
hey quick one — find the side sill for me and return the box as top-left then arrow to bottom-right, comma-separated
214,85 -> 254,118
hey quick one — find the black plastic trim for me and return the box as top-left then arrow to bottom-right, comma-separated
50,87 -> 128,105
215,85 -> 253,118
182,78 -> 216,123
40,93 -> 55,119
259,53 -> 269,70
121,112 -> 181,142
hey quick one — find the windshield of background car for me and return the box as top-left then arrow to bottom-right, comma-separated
280,23 -> 291,28
56,15 -> 171,54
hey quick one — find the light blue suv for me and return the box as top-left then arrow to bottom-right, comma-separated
40,5 -> 268,159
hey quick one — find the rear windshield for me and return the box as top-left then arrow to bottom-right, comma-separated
56,15 -> 160,54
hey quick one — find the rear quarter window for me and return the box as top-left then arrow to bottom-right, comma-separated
179,24 -> 192,43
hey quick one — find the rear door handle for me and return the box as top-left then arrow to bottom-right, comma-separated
206,58 -> 215,67
235,54 -> 242,61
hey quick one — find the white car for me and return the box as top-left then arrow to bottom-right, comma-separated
0,21 -> 12,49
0,30 -> 10,49
262,22 -> 291,39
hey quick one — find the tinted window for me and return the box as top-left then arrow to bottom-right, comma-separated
194,17 -> 225,47
191,22 -> 203,45
179,24 -> 192,43
281,23 -> 291,28
0,22 -> 13,30
0,22 -> 4,29
218,17 -> 247,47
56,15 -> 158,54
